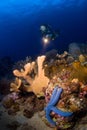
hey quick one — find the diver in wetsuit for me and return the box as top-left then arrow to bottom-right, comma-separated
40,24 -> 59,42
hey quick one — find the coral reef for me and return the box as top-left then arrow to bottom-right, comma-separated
13,56 -> 32,70
79,54 -> 86,63
1,50 -> 87,130
44,86 -> 73,127
68,42 -> 81,59
72,60 -> 87,83
44,51 -> 74,79
68,42 -> 87,60
2,92 -> 45,118
11,55 -> 49,96
10,78 -> 22,92
43,75 -> 87,129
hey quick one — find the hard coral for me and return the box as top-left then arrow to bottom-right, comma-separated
44,51 -> 74,79
10,78 -> 22,92
11,55 -> 49,96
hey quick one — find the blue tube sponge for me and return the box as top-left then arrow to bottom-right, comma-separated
44,86 -> 73,126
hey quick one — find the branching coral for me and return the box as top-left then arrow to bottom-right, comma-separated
10,78 -> 22,92
11,55 -> 49,96
13,61 -> 35,84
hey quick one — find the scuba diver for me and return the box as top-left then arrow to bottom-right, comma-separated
40,24 -> 59,44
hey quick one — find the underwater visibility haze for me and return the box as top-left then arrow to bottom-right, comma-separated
0,0 -> 87,61
1,1 -> 87,130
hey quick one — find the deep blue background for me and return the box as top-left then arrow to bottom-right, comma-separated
0,0 -> 87,61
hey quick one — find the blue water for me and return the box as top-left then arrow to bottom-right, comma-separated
0,0 -> 87,61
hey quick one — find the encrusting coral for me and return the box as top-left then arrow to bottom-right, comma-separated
11,55 -> 49,96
